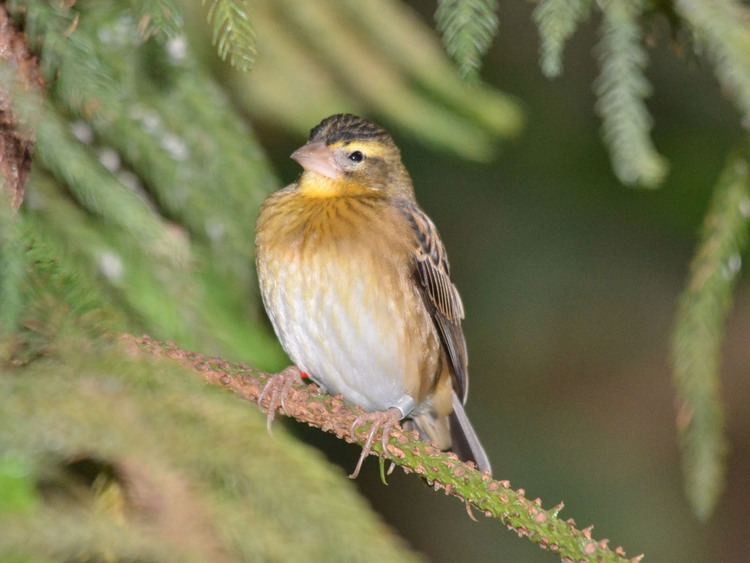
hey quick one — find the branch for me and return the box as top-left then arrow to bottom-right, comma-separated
127,335 -> 642,563
0,4 -> 42,211
0,4 -> 41,348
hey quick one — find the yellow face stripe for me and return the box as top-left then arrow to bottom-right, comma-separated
329,140 -> 391,159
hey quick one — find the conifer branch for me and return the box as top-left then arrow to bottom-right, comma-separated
34,107 -> 191,267
128,335 -> 642,563
671,151 -> 750,520
674,0 -> 750,124
203,0 -> 256,72
435,0 -> 499,80
533,0 -> 592,78
594,0 -> 668,187
129,0 -> 183,40
338,0 -> 523,137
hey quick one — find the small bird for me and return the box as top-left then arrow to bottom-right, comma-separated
255,114 -> 491,477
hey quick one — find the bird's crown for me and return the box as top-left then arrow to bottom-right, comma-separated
309,114 -> 392,146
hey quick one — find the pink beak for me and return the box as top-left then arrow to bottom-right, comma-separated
291,141 -> 341,180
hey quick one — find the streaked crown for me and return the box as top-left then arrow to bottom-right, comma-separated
309,114 -> 393,146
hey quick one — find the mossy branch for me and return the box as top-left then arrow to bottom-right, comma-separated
128,335 -> 642,563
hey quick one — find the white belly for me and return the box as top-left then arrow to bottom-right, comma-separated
259,251 -> 419,412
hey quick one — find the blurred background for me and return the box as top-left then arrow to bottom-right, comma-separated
3,0 -> 750,561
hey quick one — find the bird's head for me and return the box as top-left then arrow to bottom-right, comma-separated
291,114 -> 413,198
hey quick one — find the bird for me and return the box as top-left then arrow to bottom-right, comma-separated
255,113 -> 491,477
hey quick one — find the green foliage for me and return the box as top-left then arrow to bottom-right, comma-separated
0,340 -> 418,562
530,0 -> 750,520
7,0 -> 282,366
338,0 -> 522,137
533,0 -> 592,78
435,0 -> 499,81
203,0 -> 256,72
674,0 -> 750,124
130,0 -> 183,39
0,458 -> 38,515
671,151 -> 750,520
594,0 -> 668,188
197,0 -> 520,161
9,2 -> 109,110
0,194 -> 26,341
36,107 -> 190,266
4,0 -> 747,554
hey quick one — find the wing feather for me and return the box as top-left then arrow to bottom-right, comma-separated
398,200 -> 469,403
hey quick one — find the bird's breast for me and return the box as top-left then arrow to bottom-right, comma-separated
256,193 -> 440,411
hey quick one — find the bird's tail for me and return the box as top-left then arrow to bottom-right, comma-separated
449,392 -> 492,474
409,391 -> 492,475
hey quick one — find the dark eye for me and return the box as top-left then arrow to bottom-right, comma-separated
348,150 -> 364,163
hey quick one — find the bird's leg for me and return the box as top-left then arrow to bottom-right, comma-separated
257,365 -> 303,433
348,408 -> 402,479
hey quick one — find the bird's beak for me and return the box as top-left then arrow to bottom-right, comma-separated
290,141 -> 341,180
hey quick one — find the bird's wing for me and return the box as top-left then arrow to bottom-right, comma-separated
398,200 -> 469,403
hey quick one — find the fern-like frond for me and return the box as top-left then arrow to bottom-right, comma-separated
129,0 -> 183,39
435,0 -> 499,80
594,0 -> 668,187
35,105 -> 190,266
203,0 -> 256,72
533,0 -> 592,78
671,151 -> 750,520
674,0 -> 750,124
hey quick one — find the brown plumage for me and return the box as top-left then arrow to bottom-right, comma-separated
256,114 -> 491,475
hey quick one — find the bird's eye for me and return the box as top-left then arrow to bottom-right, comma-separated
348,150 -> 364,163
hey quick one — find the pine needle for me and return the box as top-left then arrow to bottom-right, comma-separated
129,0 -> 183,39
671,152 -> 750,521
594,0 -> 668,187
203,0 -> 256,72
533,0 -> 592,78
435,0 -> 499,81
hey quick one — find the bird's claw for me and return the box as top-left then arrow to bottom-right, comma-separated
348,408 -> 401,479
257,366 -> 303,433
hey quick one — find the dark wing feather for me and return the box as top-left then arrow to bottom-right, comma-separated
399,200 -> 469,403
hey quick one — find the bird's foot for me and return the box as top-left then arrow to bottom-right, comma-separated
348,407 -> 402,479
258,365 -> 303,433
